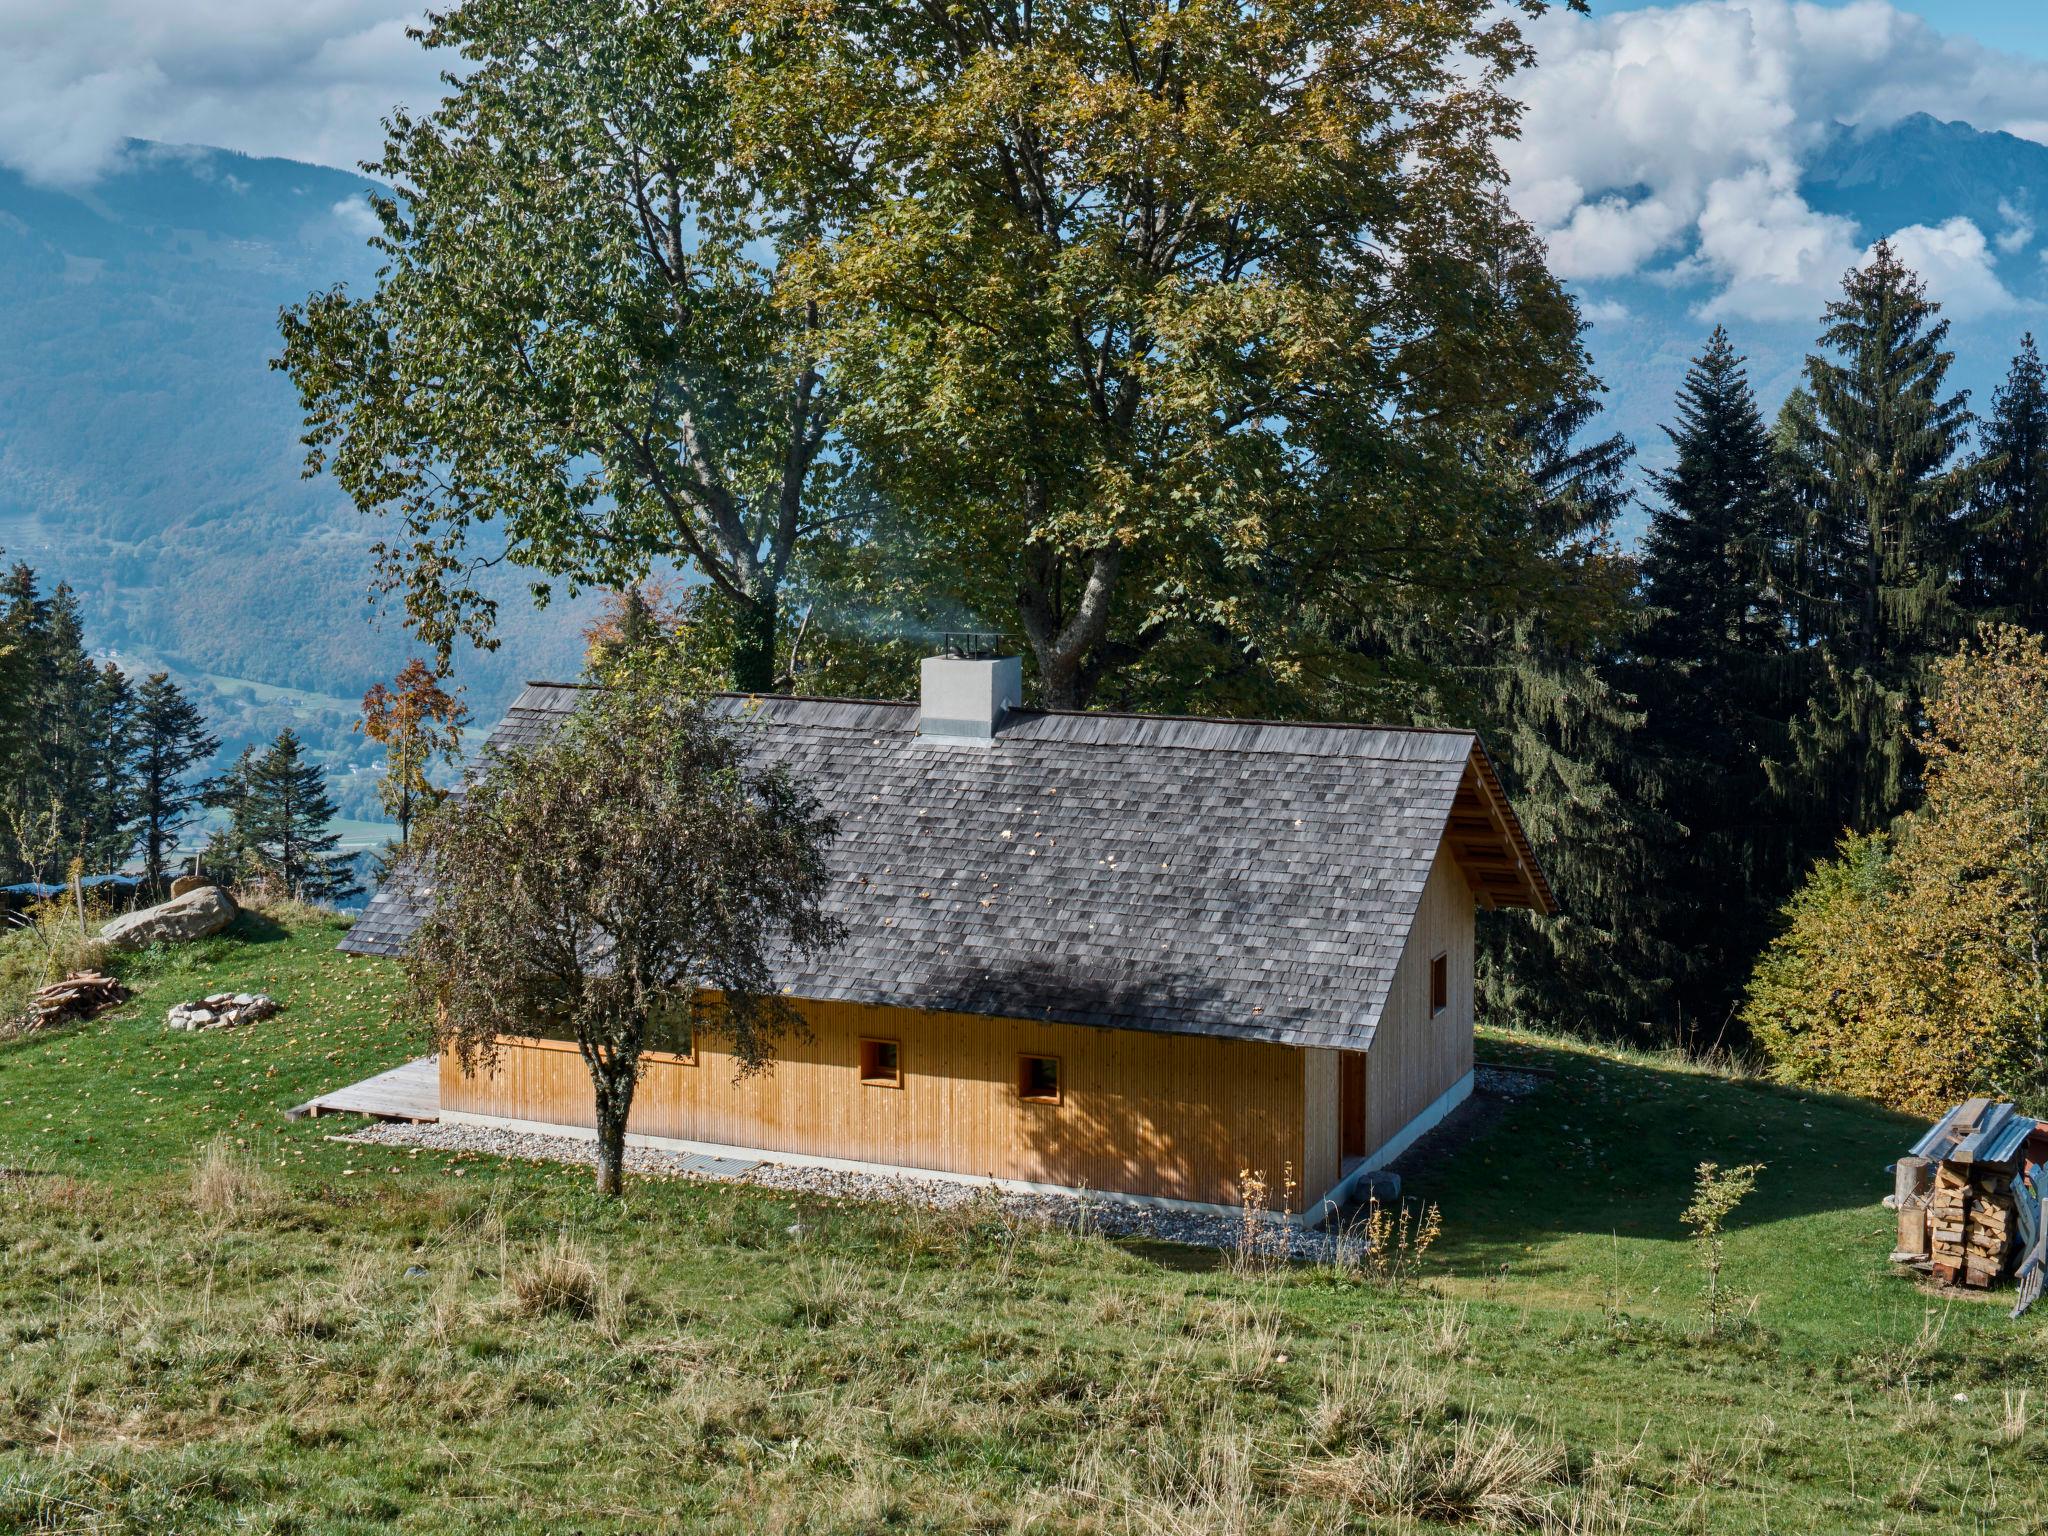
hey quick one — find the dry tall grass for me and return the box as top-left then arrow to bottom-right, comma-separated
187,1135 -> 280,1220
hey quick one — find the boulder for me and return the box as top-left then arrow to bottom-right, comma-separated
168,874 -> 215,898
100,886 -> 238,951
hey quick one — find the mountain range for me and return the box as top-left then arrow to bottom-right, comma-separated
2,117 -> 2045,791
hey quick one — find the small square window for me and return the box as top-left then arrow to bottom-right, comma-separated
859,1037 -> 902,1088
1018,1053 -> 1062,1104
1429,953 -> 1450,1018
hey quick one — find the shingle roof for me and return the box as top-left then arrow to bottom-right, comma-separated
341,684 -> 1550,1052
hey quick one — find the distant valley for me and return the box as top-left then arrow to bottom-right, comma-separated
0,141 -> 596,793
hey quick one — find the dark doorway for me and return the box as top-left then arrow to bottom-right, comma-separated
1341,1052 -> 1367,1163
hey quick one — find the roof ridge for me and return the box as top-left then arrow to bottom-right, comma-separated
519,679 -> 1476,741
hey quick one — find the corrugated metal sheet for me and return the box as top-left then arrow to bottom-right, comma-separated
1912,1098 -> 2039,1166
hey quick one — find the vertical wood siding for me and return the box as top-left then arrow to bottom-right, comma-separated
1362,845 -> 1475,1158
443,1000 -> 1309,1209
1300,1048 -> 1341,1205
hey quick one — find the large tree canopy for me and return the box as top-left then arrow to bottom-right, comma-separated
278,0 -> 858,692
735,0 -> 1600,708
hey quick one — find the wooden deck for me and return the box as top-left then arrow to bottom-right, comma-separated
288,1057 -> 440,1123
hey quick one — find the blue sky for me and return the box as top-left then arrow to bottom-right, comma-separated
1590,0 -> 2048,55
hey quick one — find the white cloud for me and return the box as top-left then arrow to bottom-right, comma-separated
0,3 -> 444,187
1996,199 -> 2034,255
330,195 -> 382,239
1580,298 -> 1632,325
1504,0 -> 2048,320
1879,218 -> 2016,319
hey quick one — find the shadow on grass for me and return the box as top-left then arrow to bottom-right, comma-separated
1395,1034 -> 1927,1281
224,910 -> 291,945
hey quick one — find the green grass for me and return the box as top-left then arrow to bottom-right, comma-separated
2,914 -> 2045,1533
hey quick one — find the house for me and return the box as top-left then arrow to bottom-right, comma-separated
341,652 -> 1553,1218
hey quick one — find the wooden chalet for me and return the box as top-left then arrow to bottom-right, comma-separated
342,654 -> 1554,1217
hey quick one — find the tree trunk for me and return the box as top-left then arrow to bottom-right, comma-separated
590,1054 -> 638,1198
729,590 -> 778,694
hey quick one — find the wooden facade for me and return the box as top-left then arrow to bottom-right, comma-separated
444,998 -> 1310,1210
443,848 -> 1477,1215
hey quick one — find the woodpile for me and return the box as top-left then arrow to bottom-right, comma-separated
1928,1163 -> 2018,1289
24,971 -> 129,1031
1893,1099 -> 2048,1311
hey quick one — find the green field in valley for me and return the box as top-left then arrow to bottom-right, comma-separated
0,909 -> 2042,1534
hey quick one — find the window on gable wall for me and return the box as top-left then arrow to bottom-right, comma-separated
1430,953 -> 1449,1018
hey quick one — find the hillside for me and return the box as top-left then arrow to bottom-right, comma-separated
1,911 -> 2041,1532
0,141 -> 597,779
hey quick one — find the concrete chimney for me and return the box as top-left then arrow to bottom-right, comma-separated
919,653 -> 1022,739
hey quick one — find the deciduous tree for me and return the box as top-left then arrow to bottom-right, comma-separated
1745,626 -> 2048,1111
399,684 -> 843,1195
278,0 -> 859,692
358,660 -> 468,844
736,0 -> 1599,707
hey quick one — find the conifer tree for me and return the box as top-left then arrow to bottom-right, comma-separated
1779,241 -> 1974,834
233,730 -> 360,903
1464,394 -> 1689,1043
202,746 -> 260,885
1964,334 -> 2048,630
75,663 -> 140,874
132,671 -> 221,891
1632,330 -> 1799,1028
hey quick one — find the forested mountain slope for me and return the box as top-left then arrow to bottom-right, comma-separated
0,141 -> 592,783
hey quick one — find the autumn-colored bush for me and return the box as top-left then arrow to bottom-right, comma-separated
1744,626 -> 2048,1113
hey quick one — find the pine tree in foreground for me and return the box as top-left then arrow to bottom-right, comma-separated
133,671 -> 221,891
1778,241 -> 1974,835
1631,329 -> 1800,1036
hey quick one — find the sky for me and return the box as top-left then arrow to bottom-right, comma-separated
2,0 -> 2046,325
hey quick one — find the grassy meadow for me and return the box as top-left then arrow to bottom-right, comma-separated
0,908 -> 2043,1533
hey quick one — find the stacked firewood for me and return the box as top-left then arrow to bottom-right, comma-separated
1929,1163 -> 2018,1289
24,971 -> 129,1031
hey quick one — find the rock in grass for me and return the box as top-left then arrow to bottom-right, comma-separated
100,886 -> 238,951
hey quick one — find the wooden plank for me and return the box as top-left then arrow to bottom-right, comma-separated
288,1057 -> 440,1122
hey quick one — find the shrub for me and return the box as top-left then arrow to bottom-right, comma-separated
1744,626 -> 2048,1112
1681,1161 -> 1763,1338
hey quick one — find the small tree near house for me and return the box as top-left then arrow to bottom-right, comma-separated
357,659 -> 467,844
398,684 -> 844,1196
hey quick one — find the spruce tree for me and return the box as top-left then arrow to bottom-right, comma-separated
238,730 -> 360,902
132,672 -> 221,891
1464,394 -> 1689,1044
76,663 -> 140,874
1633,330 -> 1799,1031
1963,334 -> 2048,630
202,746 -> 260,886
1778,243 -> 1974,836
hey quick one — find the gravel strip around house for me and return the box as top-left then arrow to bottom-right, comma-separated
336,1119 -> 1368,1262
1474,1064 -> 1546,1099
